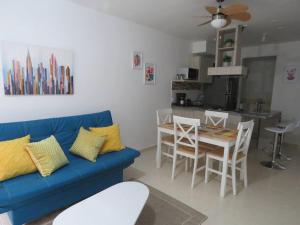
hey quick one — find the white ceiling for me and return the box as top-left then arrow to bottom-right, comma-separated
69,0 -> 300,46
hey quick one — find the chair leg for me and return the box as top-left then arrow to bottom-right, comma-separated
205,156 -> 210,183
191,157 -> 198,189
277,133 -> 292,161
243,160 -> 248,187
231,163 -> 237,195
171,153 -> 177,180
190,158 -> 194,170
218,161 -> 222,172
239,161 -> 244,181
185,158 -> 188,172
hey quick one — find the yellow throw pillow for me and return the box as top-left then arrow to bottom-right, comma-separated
90,124 -> 125,154
0,135 -> 37,182
26,135 -> 69,177
70,127 -> 106,162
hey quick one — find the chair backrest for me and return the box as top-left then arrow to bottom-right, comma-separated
173,116 -> 200,154
205,110 -> 229,128
283,122 -> 297,133
156,108 -> 173,126
277,120 -> 298,133
232,120 -> 254,161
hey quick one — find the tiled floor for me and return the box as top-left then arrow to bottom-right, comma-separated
125,144 -> 300,225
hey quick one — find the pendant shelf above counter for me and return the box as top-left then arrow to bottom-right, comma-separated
208,25 -> 247,76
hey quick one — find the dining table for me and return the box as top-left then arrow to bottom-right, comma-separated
156,123 -> 238,198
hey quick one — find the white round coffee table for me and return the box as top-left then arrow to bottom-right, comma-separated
53,182 -> 149,225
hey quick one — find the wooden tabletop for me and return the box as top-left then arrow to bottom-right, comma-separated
159,123 -> 237,142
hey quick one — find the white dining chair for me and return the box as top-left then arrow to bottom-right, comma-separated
156,108 -> 173,125
202,110 -> 229,150
205,120 -> 254,195
205,110 -> 229,128
156,109 -> 174,160
172,115 -> 206,189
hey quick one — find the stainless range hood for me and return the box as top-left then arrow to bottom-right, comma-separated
208,25 -> 247,76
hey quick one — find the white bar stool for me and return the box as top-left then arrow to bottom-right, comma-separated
261,122 -> 295,170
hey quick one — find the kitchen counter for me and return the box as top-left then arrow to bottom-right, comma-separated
239,111 -> 281,119
171,106 -> 243,129
172,105 -> 235,112
172,105 -> 281,119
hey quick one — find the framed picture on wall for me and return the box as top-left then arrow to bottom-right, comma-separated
132,51 -> 142,69
144,63 -> 156,85
1,41 -> 74,95
283,64 -> 299,84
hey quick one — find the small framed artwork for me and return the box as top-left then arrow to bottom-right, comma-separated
132,51 -> 142,69
283,64 -> 299,84
144,63 -> 156,85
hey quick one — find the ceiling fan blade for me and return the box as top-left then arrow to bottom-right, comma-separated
230,12 -> 251,21
197,20 -> 212,27
223,4 -> 249,15
205,6 -> 217,14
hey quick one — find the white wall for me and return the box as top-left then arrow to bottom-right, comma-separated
242,41 -> 300,145
0,0 -> 190,149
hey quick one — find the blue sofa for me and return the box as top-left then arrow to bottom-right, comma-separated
0,110 -> 140,225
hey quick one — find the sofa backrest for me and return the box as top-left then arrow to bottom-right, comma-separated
0,110 -> 113,152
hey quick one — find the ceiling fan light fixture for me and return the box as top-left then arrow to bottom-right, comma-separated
211,14 -> 227,29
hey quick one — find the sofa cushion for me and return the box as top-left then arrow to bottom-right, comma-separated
26,136 -> 70,177
0,147 -> 140,208
0,135 -> 37,182
90,124 -> 125,154
70,127 -> 106,162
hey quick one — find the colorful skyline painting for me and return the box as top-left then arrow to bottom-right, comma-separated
1,41 -> 74,95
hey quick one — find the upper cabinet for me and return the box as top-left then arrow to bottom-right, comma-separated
188,54 -> 214,83
191,41 -> 215,55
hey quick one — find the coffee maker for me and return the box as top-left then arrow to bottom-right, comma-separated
176,93 -> 186,106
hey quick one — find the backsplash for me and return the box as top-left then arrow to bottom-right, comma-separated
172,81 -> 202,90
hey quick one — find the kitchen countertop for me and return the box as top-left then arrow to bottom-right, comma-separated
172,105 -> 242,116
240,111 -> 281,119
171,105 -> 281,119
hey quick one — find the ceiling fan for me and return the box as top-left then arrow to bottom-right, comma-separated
198,0 -> 251,29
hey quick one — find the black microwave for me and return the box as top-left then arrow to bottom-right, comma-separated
176,67 -> 199,80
